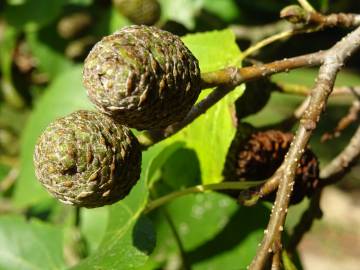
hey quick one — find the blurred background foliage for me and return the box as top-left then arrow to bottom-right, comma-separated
0,0 -> 360,269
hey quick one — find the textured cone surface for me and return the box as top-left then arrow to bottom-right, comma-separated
113,0 -> 161,25
34,110 -> 141,208
223,129 -> 319,204
83,25 -> 201,130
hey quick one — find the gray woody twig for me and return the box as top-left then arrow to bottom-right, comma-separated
320,123 -> 360,181
249,26 -> 360,270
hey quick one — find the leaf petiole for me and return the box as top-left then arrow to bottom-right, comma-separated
144,180 -> 264,213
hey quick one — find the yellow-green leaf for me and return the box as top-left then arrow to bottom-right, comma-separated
168,29 -> 244,184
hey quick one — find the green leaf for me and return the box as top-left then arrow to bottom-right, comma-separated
0,26 -> 17,78
168,29 -> 244,185
6,0 -> 27,5
0,164 -> 11,182
80,207 -> 109,254
0,25 -> 25,108
319,0 -> 329,12
67,0 -> 93,6
162,148 -> 201,189
74,142 -> 180,269
203,0 -> 241,22
146,142 -> 184,187
108,8 -> 131,33
26,28 -> 73,79
0,215 -> 65,270
149,193 -> 270,269
159,0 -> 203,30
15,66 -> 93,207
4,0 -> 65,30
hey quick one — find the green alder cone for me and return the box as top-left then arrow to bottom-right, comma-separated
112,0 -> 161,25
33,110 -> 141,208
83,25 -> 201,130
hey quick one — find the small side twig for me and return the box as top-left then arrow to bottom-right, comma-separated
321,99 -> 360,142
144,181 -> 264,214
230,21 -> 291,43
241,29 -> 310,59
239,168 -> 283,207
320,123 -> 360,182
281,5 -> 360,28
274,82 -> 360,96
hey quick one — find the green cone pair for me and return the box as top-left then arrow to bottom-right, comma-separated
34,25 -> 201,208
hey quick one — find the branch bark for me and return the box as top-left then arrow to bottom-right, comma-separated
200,51 -> 325,89
248,26 -> 360,270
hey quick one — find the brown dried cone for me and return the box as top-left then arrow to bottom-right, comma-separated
223,127 -> 319,204
112,0 -> 161,25
83,25 -> 201,130
33,110 -> 141,208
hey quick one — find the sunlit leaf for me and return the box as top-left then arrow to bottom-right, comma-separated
159,0 -> 203,30
0,215 -> 65,270
203,0 -> 241,22
168,29 -> 244,185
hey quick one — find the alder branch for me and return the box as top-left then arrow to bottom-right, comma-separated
285,118 -> 360,253
138,51 -> 326,148
248,25 -> 360,270
169,51 -> 325,136
200,51 -> 325,89
285,104 -> 360,254
245,103 -> 360,253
